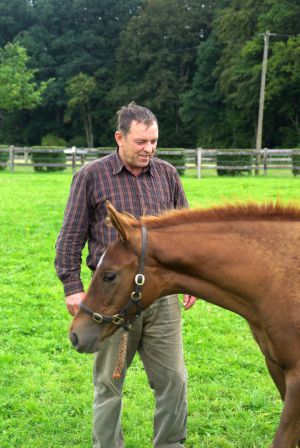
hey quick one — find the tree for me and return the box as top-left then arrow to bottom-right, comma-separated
180,36 -> 230,148
0,0 -> 34,47
265,36 -> 300,146
110,0 -> 219,147
65,73 -> 97,148
21,0 -> 143,145
0,42 -> 50,114
211,0 -> 266,147
259,0 -> 300,34
190,0 -> 300,149
0,0 -> 143,145
1,0 -> 300,149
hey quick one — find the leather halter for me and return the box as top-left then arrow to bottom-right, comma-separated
79,225 -> 147,332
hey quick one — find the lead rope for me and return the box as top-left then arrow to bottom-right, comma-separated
112,330 -> 129,379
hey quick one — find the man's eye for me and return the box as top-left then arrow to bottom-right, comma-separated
103,272 -> 116,282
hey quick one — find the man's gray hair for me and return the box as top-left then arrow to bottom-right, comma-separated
116,101 -> 158,136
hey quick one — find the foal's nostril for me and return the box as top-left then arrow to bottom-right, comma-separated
70,332 -> 79,347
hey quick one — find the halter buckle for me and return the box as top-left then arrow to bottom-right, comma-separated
131,291 -> 142,301
112,315 -> 124,325
93,313 -> 103,323
135,274 -> 145,286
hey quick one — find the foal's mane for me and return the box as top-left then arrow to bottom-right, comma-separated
126,202 -> 300,229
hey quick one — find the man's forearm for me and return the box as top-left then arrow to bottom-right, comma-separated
55,168 -> 91,296
54,245 -> 84,296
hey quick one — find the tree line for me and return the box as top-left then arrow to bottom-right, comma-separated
0,0 -> 299,149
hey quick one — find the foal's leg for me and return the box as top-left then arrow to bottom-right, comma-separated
270,370 -> 300,448
265,357 -> 286,400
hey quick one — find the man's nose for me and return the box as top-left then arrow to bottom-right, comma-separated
144,141 -> 153,152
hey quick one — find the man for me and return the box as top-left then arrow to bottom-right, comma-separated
55,102 -> 196,447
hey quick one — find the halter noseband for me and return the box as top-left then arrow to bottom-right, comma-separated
79,225 -> 147,332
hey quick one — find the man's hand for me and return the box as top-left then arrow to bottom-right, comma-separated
183,294 -> 197,310
65,292 -> 86,316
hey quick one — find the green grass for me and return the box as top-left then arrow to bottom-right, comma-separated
1,171 -> 300,447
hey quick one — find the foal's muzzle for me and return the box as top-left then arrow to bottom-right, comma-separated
70,332 -> 78,348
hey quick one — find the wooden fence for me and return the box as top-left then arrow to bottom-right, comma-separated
1,146 -> 300,178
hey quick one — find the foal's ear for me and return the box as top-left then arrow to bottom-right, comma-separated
106,201 -> 135,242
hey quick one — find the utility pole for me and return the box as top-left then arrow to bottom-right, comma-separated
255,31 -> 276,175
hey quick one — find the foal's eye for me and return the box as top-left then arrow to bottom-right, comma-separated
103,272 -> 116,282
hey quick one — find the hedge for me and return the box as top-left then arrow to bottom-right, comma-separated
157,148 -> 186,175
31,147 -> 67,172
0,147 -> 9,171
292,150 -> 300,176
216,150 -> 253,176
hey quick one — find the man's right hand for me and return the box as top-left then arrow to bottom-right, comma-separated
65,292 -> 86,316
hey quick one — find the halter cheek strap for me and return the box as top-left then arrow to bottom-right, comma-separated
79,225 -> 148,332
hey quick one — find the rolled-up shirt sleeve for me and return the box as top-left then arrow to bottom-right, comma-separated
55,169 -> 92,296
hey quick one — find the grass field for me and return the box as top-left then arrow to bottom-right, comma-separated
1,171 -> 300,448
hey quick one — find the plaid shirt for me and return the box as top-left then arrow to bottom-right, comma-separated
55,150 -> 188,296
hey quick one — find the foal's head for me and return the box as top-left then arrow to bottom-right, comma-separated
69,202 -> 157,353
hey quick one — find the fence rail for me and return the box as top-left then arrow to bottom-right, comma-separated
1,146 -> 300,178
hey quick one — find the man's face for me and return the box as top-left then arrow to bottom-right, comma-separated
115,120 -> 158,171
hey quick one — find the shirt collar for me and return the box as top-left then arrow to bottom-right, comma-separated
112,149 -> 155,177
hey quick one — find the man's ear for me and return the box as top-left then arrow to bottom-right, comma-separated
115,130 -> 124,148
106,201 -> 135,241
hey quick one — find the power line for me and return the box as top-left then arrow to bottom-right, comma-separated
34,31 -> 300,73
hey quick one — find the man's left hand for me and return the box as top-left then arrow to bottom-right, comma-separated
183,294 -> 197,310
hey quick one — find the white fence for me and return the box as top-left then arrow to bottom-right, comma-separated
0,146 -> 300,178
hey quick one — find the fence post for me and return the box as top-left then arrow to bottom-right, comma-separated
9,145 -> 15,172
197,147 -> 202,179
71,146 -> 77,174
263,147 -> 268,176
24,147 -> 29,164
